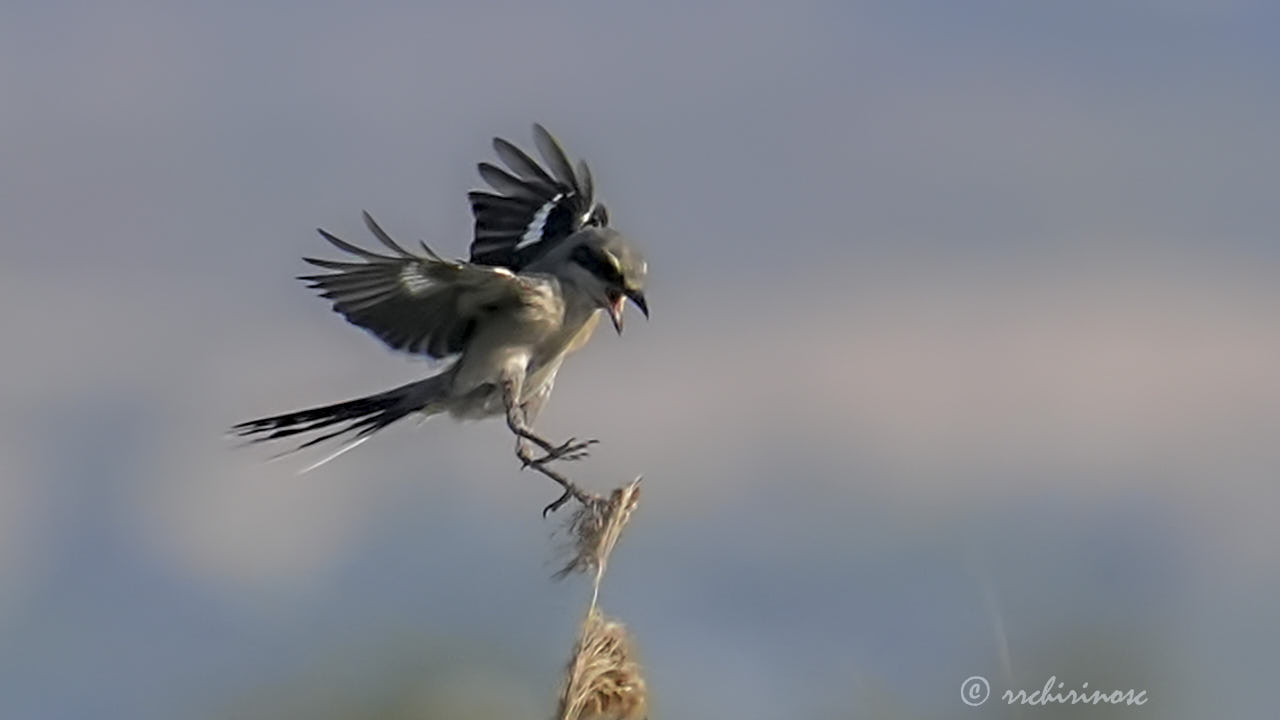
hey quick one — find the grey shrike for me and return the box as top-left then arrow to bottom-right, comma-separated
232,124 -> 648,513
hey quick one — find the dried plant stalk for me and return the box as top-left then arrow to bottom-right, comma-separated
555,478 -> 642,586
553,477 -> 647,719
556,608 -> 648,720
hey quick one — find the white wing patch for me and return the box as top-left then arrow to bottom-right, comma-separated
399,265 -> 433,294
518,193 -> 564,249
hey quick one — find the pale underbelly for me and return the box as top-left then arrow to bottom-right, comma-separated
444,309 -> 600,421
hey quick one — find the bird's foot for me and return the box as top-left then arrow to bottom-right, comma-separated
523,437 -> 598,468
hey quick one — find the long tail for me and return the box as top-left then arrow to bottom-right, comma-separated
231,377 -> 445,460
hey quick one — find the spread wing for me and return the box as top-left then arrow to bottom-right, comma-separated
300,211 -> 561,358
468,123 -> 609,270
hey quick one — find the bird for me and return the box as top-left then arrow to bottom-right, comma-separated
231,124 -> 648,513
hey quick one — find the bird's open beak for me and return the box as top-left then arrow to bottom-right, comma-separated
608,289 -> 648,335
627,288 -> 649,320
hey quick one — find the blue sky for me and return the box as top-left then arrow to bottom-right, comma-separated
1,2 -> 1278,718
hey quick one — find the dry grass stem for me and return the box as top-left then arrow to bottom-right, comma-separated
555,478 -> 642,585
556,608 -> 648,720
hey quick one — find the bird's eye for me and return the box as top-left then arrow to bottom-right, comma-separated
571,245 -> 624,286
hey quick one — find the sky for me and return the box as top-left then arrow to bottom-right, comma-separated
1,2 -> 1278,718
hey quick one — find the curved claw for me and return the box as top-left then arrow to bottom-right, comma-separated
542,489 -> 573,517
525,437 -> 598,468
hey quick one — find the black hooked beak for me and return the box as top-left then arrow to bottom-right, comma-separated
628,288 -> 649,320
608,288 -> 649,335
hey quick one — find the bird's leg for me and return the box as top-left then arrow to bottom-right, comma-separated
504,411 -> 594,464
502,378 -> 598,515
500,380 -> 596,466
513,433 -> 596,516
519,369 -> 599,467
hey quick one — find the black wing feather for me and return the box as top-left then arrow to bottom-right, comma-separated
532,123 -> 580,192
477,162 -> 545,201
492,137 -> 556,186
468,124 -> 606,270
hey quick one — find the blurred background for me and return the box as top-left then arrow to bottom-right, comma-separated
2,1 -> 1277,718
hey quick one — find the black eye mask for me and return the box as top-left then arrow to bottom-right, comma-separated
570,245 -> 624,286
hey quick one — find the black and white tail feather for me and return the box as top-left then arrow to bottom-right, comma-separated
231,375 -> 448,472
469,123 -> 608,270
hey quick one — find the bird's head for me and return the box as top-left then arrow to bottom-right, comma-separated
565,227 -> 648,334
